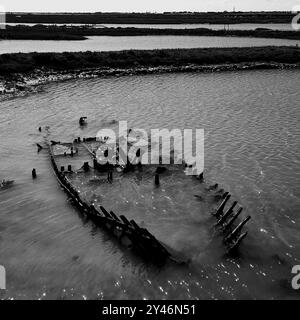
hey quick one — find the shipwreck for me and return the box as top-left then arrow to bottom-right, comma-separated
43,130 -> 251,265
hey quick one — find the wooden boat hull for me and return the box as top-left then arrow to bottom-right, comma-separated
47,140 -> 178,265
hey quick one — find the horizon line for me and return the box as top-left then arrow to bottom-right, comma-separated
4,10 -> 296,14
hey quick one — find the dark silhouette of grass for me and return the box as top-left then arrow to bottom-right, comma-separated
0,46 -> 299,74
1,25 -> 300,40
6,12 -> 297,25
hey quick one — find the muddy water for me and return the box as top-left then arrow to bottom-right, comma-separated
0,69 -> 299,299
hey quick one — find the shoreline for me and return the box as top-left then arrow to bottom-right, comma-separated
2,26 -> 300,41
1,46 -> 299,100
1,61 -> 299,100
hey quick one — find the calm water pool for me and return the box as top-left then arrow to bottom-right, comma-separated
0,35 -> 299,54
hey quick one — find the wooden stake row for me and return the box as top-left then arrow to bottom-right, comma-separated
213,192 -> 251,254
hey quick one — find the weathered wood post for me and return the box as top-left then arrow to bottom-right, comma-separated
36,143 -> 43,152
224,216 -> 251,244
222,207 -> 243,232
83,162 -> 89,172
198,172 -> 204,182
155,174 -> 160,186
119,215 -> 132,226
100,206 -> 113,219
228,232 -> 248,253
130,219 -> 142,232
222,191 -> 229,199
215,201 -> 238,226
90,205 -> 102,217
214,194 -> 231,217
32,168 -> 37,179
110,211 -> 121,222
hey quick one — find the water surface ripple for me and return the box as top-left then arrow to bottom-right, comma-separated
0,69 -> 299,299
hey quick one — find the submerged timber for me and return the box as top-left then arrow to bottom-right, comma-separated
1,46 -> 300,96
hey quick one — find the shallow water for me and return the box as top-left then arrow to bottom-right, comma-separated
0,69 -> 300,299
0,35 -> 299,54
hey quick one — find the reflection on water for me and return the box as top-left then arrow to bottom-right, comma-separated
0,69 -> 299,299
0,35 -> 299,54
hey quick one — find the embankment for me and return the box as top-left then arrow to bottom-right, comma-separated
1,46 -> 299,97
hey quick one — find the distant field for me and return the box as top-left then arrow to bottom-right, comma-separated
6,12 -> 296,25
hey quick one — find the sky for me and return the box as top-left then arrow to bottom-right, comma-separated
0,0 -> 299,13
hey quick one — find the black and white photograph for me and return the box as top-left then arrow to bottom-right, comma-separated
0,0 -> 299,307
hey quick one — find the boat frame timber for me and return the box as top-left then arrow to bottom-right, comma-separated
47,141 -> 174,265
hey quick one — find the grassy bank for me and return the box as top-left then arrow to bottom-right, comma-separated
1,25 -> 300,41
0,46 -> 300,75
0,30 -> 86,40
